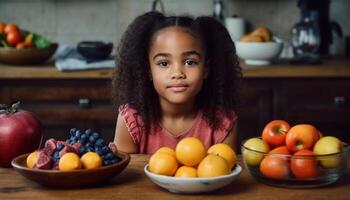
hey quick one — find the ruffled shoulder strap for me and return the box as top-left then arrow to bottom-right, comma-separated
118,104 -> 144,144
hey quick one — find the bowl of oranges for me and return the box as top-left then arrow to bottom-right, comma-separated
241,120 -> 350,188
144,137 -> 242,194
11,128 -> 130,188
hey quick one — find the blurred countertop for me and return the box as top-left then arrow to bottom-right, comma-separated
0,57 -> 349,80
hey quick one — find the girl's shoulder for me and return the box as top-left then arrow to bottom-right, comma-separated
118,104 -> 145,144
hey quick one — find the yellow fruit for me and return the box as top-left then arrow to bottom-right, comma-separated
197,154 -> 230,178
149,152 -> 178,176
207,143 -> 237,170
26,151 -> 40,168
59,152 -> 82,171
175,166 -> 197,178
80,152 -> 103,169
155,147 -> 176,157
175,137 -> 206,167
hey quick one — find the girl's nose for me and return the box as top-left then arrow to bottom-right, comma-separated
171,66 -> 186,79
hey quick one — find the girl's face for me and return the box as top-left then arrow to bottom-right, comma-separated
148,26 -> 208,107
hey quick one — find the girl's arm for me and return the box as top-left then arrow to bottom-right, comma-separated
223,122 -> 238,152
113,113 -> 139,153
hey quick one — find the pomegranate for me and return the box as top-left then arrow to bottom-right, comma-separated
0,102 -> 42,167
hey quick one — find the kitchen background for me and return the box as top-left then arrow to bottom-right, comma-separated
0,0 -> 349,56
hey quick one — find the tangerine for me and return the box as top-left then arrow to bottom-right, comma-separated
207,143 -> 237,170
175,137 -> 206,167
80,152 -> 102,169
59,152 -> 82,171
155,147 -> 176,157
197,154 -> 230,178
174,166 -> 197,178
149,152 -> 178,176
26,151 -> 40,168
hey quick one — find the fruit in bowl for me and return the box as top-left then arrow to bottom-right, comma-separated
144,137 -> 242,193
241,120 -> 350,188
11,128 -> 130,187
236,27 -> 283,66
0,22 -> 58,65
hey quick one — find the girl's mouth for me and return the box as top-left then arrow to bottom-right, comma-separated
167,84 -> 189,92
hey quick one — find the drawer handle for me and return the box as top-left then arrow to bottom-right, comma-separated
79,98 -> 91,108
334,96 -> 345,107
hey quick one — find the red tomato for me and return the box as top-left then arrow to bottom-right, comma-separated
0,22 -> 6,34
262,120 -> 290,147
260,155 -> 290,180
290,149 -> 319,179
4,23 -> 19,34
6,31 -> 23,46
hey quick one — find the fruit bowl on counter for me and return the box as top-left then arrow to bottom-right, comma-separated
144,164 -> 242,194
11,128 -> 130,188
11,151 -> 130,188
0,43 -> 58,65
241,120 -> 350,188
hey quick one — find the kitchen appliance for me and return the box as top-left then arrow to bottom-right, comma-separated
291,0 -> 343,63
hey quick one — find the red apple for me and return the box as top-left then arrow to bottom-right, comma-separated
260,155 -> 290,180
290,149 -> 319,179
285,124 -> 320,152
262,120 -> 290,147
0,102 -> 42,167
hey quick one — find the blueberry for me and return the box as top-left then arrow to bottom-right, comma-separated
87,146 -> 94,152
80,137 -> 88,145
70,128 -> 78,136
71,138 -> 77,144
52,157 -> 58,163
54,151 -> 60,159
95,138 -> 105,147
56,144 -> 64,151
89,135 -> 97,143
101,146 -> 109,154
103,160 -> 111,166
105,152 -> 114,160
85,129 -> 93,136
74,130 -> 82,138
92,132 -> 100,138
78,146 -> 87,155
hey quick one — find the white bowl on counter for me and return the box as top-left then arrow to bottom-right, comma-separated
235,41 -> 283,66
144,164 -> 242,194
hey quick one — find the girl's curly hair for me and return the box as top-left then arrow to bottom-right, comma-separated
112,11 -> 242,133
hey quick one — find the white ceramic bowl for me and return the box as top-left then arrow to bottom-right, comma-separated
235,41 -> 283,66
144,164 -> 242,194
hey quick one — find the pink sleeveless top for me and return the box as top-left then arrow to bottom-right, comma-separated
119,105 -> 237,154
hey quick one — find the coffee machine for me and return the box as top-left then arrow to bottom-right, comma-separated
291,0 -> 342,62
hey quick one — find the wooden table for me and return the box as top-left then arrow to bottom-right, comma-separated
1,154 -> 350,200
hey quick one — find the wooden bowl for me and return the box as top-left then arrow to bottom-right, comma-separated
11,151 -> 130,188
0,43 -> 58,65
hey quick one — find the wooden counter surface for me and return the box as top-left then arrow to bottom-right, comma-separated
1,154 -> 349,200
0,58 -> 349,79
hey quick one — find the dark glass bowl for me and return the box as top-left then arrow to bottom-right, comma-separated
77,41 -> 113,60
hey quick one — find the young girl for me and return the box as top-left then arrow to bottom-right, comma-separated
112,11 -> 242,154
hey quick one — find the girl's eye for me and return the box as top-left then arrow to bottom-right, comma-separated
158,61 -> 168,67
185,60 -> 198,66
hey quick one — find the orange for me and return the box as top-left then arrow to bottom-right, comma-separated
155,147 -> 176,157
149,152 -> 178,176
175,137 -> 206,167
175,166 -> 197,178
26,151 -> 40,168
207,143 -> 237,170
197,154 -> 230,178
80,152 -> 102,169
59,152 -> 82,171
